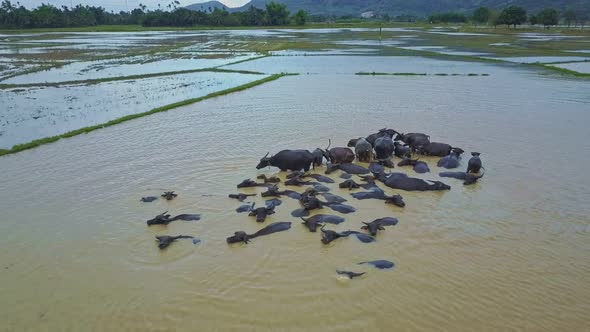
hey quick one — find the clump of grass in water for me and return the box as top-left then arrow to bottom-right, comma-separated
531,63 -> 590,78
0,73 -> 292,157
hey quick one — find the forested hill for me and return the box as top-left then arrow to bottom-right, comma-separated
215,0 -> 590,17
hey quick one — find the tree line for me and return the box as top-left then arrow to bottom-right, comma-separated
430,6 -> 587,28
0,0 -> 308,28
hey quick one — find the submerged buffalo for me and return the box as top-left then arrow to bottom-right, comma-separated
339,179 -> 361,190
237,179 -> 272,189
437,149 -> 463,169
397,158 -> 430,173
325,163 -> 370,175
418,143 -> 462,157
226,222 -> 292,244
147,211 -> 201,226
336,270 -> 366,279
358,260 -> 395,269
141,196 -> 158,203
351,187 -> 405,207
155,235 -> 196,249
300,214 -> 345,232
256,174 -> 281,183
376,172 -> 450,191
256,150 -> 315,172
467,152 -> 483,174
348,137 -> 373,162
228,193 -> 256,201
361,217 -> 399,236
439,169 -> 485,185
248,203 -> 276,222
161,191 -> 178,200
320,226 -> 375,244
261,185 -> 301,199
393,142 -> 411,158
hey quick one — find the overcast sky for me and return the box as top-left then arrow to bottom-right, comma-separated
16,0 -> 251,11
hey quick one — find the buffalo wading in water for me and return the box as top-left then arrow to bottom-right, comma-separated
467,152 -> 483,174
417,142 -> 463,157
393,141 -> 411,158
376,172 -> 451,191
228,193 -> 257,201
247,203 -> 276,222
311,148 -> 324,168
146,211 -> 201,226
320,225 -> 375,244
336,270 -> 366,279
155,235 -> 195,249
439,168 -> 485,185
394,132 -> 430,151
374,136 -> 395,160
161,191 -> 177,200
325,162 -> 370,175
256,150 -> 315,172
360,217 -> 400,236
226,221 -> 292,244
256,174 -> 281,183
351,187 -> 406,207
366,128 -> 398,146
322,140 -> 355,164
348,137 -> 373,162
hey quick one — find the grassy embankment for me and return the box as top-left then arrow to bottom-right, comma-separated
0,73 -> 295,157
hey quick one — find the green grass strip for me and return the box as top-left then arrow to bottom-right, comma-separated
0,73 -> 292,157
529,63 -> 590,78
355,72 -> 489,77
0,67 -> 265,89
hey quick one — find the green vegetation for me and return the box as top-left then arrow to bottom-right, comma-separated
0,73 -> 293,157
531,63 -> 590,77
472,7 -> 491,25
535,8 -> 559,28
428,12 -> 467,24
0,0 -> 305,28
496,6 -> 527,28
355,72 -> 489,76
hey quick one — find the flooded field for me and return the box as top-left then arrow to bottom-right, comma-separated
1,27 -> 590,331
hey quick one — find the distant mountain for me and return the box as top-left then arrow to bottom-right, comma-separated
188,0 -> 590,17
185,1 -> 229,12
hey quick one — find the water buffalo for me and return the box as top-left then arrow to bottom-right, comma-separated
285,177 -> 317,186
394,142 -> 411,158
248,203 -> 276,222
361,217 -> 399,236
358,260 -> 395,269
256,174 -> 281,183
147,211 -> 201,226
256,150 -> 315,172
374,136 -> 395,159
300,214 -> 345,232
237,179 -> 271,189
348,138 -> 373,162
161,191 -> 177,200
339,179 -> 361,190
320,226 -> 375,244
261,185 -> 301,199
397,158 -> 430,173
228,193 -> 257,202
439,169 -> 485,185
467,152 -> 482,174
351,187 -> 405,207
141,196 -> 158,202
366,128 -> 398,146
437,149 -> 463,169
321,192 -> 347,204
226,222 -> 292,244
288,172 -> 334,184
155,235 -> 195,249
377,172 -> 450,191
394,132 -> 430,151
325,163 -> 370,175
418,143 -> 462,157
336,270 -> 366,279
312,148 -> 324,168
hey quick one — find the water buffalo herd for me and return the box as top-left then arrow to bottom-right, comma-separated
141,128 -> 484,279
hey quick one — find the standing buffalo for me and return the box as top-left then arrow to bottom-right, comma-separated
347,138 -> 373,162
323,147 -> 355,164
311,148 -> 324,168
366,128 -> 398,146
256,150 -> 315,172
374,136 -> 395,159
394,132 -> 430,151
467,152 -> 482,174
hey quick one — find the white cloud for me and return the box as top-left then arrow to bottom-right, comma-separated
14,0 -> 250,11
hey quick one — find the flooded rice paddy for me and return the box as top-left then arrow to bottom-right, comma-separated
1,28 -> 590,331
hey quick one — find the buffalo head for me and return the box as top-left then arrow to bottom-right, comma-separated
428,180 -> 451,190
256,152 -> 271,169
361,221 -> 385,236
320,225 -> 343,244
385,194 -> 405,207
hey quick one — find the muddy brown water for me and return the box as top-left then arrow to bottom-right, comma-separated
1,64 -> 589,331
